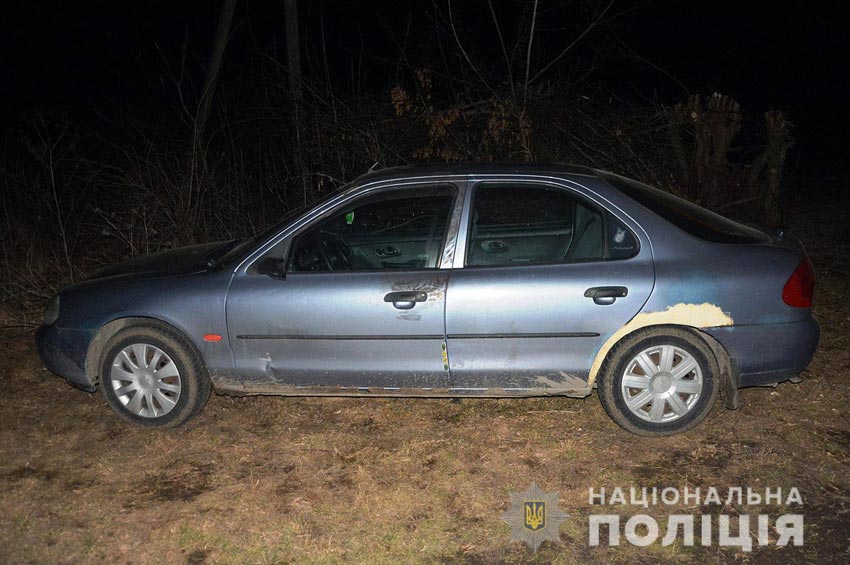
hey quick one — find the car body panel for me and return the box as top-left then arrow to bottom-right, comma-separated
222,179 -> 465,391
445,175 -> 655,390
445,260 -> 655,388
35,324 -> 92,390
705,319 -> 820,386
33,163 -> 819,403
42,266 -> 234,389
225,270 -> 450,389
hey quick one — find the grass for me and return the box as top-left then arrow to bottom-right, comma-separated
0,201 -> 848,564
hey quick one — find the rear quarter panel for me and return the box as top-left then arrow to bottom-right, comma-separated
648,236 -> 809,326
576,175 -> 814,384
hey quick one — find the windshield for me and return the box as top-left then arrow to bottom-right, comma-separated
599,172 -> 771,244
214,185 -> 352,267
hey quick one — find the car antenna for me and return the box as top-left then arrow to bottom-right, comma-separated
368,160 -> 382,172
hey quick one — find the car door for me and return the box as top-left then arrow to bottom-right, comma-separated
225,182 -> 460,391
445,180 -> 654,390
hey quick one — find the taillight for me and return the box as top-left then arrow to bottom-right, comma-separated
782,256 -> 815,307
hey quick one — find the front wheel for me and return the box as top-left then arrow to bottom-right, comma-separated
597,328 -> 719,436
100,323 -> 211,427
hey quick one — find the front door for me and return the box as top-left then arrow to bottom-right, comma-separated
225,183 -> 459,390
445,181 -> 654,390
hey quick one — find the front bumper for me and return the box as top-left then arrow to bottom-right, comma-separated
705,318 -> 820,387
35,325 -> 96,392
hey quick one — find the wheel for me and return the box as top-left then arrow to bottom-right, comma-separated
597,327 -> 719,436
99,323 -> 211,427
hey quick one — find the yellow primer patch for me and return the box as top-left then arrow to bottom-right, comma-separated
587,303 -> 734,386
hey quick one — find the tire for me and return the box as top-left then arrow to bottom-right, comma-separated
597,327 -> 719,437
99,322 -> 211,427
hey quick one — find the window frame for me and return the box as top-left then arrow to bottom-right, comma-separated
599,171 -> 771,244
461,181 -> 639,269
277,183 -> 460,275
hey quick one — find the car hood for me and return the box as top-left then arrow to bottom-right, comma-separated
89,242 -> 228,281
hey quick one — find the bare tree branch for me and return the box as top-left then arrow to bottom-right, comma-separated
488,0 -> 514,97
447,0 -> 499,101
197,0 -> 238,141
523,0 -> 539,106
529,0 -> 615,85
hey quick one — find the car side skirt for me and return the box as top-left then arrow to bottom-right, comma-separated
212,381 -> 593,398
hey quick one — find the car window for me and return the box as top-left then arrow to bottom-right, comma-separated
599,171 -> 771,244
287,185 -> 455,272
466,184 -> 637,267
606,212 -> 639,259
219,186 -> 353,269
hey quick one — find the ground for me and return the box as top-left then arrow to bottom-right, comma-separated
1,202 -> 848,564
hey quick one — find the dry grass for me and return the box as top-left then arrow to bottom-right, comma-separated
0,202 -> 848,564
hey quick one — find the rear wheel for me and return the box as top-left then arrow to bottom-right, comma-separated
597,328 -> 718,436
100,323 -> 210,427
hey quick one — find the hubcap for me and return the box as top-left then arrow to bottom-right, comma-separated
621,344 -> 703,423
109,343 -> 181,418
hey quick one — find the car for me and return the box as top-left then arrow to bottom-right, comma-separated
35,163 -> 819,436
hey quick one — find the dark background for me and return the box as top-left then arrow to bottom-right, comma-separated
1,0 -> 846,176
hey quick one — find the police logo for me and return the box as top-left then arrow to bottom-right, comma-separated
502,483 -> 569,552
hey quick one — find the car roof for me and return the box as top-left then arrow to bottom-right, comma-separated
353,162 -> 600,185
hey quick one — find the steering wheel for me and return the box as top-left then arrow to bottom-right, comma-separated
317,233 -> 352,271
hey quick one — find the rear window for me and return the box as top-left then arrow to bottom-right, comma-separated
600,172 -> 771,244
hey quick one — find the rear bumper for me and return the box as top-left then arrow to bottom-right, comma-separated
35,325 -> 96,392
705,318 -> 820,387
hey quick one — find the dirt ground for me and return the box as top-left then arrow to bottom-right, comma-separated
1,202 -> 848,564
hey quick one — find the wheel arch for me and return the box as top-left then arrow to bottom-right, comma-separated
588,321 -> 739,409
85,316 -> 203,387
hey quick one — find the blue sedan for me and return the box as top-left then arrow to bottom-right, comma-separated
36,164 -> 819,435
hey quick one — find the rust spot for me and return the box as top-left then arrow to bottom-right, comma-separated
389,276 -> 448,301
209,373 -> 246,394
532,371 -> 587,390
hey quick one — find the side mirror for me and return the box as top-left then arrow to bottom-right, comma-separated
257,257 -> 287,280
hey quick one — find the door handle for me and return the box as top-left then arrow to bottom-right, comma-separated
584,286 -> 628,305
384,291 -> 428,310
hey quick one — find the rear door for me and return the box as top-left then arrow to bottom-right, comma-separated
225,182 -> 461,390
445,180 -> 654,390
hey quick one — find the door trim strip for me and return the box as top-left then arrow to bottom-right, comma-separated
447,332 -> 599,339
236,332 -> 599,340
236,334 -> 444,340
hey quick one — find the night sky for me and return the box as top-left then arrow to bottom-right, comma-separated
2,0 -> 847,176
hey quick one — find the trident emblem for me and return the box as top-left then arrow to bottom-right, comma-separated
524,501 -> 545,531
